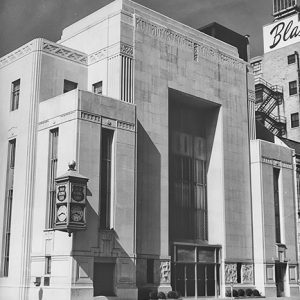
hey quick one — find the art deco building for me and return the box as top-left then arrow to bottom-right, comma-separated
0,0 -> 299,299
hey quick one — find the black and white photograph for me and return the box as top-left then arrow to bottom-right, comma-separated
0,0 -> 300,299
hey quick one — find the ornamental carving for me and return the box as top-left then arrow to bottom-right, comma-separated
225,264 -> 237,283
248,90 -> 256,103
261,157 -> 292,169
0,42 -> 34,69
120,43 -> 133,57
42,41 -> 87,65
88,48 -> 107,64
80,111 -> 101,124
135,16 -> 244,70
118,121 -> 135,131
242,264 -> 253,284
160,261 -> 171,284
136,17 -> 193,49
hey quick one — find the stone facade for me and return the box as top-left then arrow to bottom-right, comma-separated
0,0 -> 299,300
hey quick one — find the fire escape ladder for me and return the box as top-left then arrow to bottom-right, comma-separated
255,78 -> 286,136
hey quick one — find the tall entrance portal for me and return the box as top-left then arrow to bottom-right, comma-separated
169,90 -> 221,297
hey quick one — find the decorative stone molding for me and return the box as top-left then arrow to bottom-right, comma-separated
241,264 -> 253,284
120,43 -> 133,57
194,43 -> 244,70
135,16 -> 244,70
248,89 -> 256,103
118,121 -> 135,131
261,156 -> 292,169
0,41 -> 34,69
225,263 -> 237,283
88,48 -> 107,65
7,127 -> 18,139
38,110 -> 77,130
160,261 -> 171,284
42,40 -> 87,65
136,16 -> 193,49
102,117 -> 116,128
80,111 -> 101,124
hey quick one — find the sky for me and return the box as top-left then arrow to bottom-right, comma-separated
0,0 -> 274,58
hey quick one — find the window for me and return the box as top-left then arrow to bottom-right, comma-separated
63,80 -> 77,93
93,81 -> 103,95
46,128 -> 59,228
11,79 -> 20,111
251,61 -> 261,74
147,259 -> 154,283
288,54 -> 296,64
291,113 -> 299,128
289,80 -> 297,95
1,139 -> 16,277
273,168 -> 281,243
273,0 -> 296,14
100,129 -> 114,229
45,256 -> 51,274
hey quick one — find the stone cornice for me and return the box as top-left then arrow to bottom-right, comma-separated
42,40 -> 88,65
261,156 -> 292,169
38,109 -> 135,132
135,16 -> 245,70
0,39 -> 133,69
0,38 -> 88,69
0,40 -> 35,69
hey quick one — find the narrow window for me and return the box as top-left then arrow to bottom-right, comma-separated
291,113 -> 299,128
45,256 -> 51,275
289,80 -> 297,95
288,54 -> 296,64
93,81 -> 103,95
147,259 -> 154,283
274,168 -> 281,243
46,128 -> 59,228
1,139 -> 16,276
100,129 -> 114,229
63,80 -> 77,93
11,79 -> 20,111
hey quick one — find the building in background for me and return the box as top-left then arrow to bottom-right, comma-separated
251,2 -> 300,296
0,0 -> 299,299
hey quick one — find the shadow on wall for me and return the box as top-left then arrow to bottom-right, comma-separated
136,120 -> 162,299
72,199 -> 138,297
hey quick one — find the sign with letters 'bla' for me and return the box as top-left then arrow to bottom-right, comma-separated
263,14 -> 300,53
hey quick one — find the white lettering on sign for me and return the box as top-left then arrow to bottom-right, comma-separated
263,14 -> 300,53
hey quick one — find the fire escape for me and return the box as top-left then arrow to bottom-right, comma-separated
255,78 -> 286,136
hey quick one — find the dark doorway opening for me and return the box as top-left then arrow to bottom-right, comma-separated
93,262 -> 115,296
275,263 -> 286,297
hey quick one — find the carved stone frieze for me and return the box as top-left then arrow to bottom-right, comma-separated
0,42 -> 34,69
225,263 -> 237,283
80,111 -> 101,124
118,121 -> 135,131
120,43 -> 133,57
241,264 -> 253,284
261,156 -> 292,169
136,16 -> 244,70
136,16 -> 193,49
248,90 -> 256,103
160,261 -> 171,284
88,48 -> 107,64
42,40 -> 88,65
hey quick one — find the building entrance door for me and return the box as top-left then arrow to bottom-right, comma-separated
172,245 -> 220,298
275,263 -> 286,297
